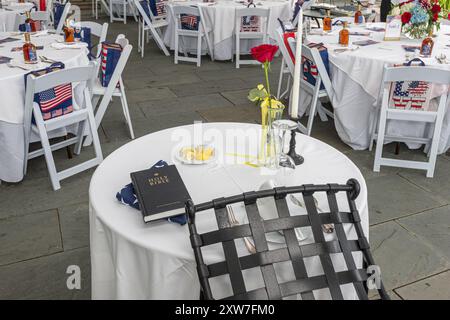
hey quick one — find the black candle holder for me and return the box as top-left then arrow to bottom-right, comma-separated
287,129 -> 304,166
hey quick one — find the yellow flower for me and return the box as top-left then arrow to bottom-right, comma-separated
257,84 -> 265,91
261,97 -> 284,109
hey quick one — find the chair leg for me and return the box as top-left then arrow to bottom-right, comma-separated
373,109 -> 388,172
64,134 -> 73,159
369,111 -> 379,152
196,34 -> 202,67
174,31 -> 179,64
74,119 -> 87,155
141,24 -> 145,58
119,82 -> 135,139
235,34 -> 240,69
123,2 -> 127,24
36,119 -> 61,190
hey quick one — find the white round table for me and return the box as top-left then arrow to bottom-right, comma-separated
90,122 -> 369,299
0,32 -> 90,182
164,0 -> 291,60
302,23 -> 450,153
0,2 -> 36,31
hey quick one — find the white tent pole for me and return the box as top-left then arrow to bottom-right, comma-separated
290,9 -> 303,119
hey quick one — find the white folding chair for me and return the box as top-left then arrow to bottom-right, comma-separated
92,0 -> 110,19
134,0 -> 170,57
80,21 -> 108,58
88,35 -> 134,144
235,7 -> 269,68
109,0 -> 138,24
23,63 -> 103,191
13,11 -> 51,31
171,5 -> 213,67
53,1 -> 71,34
372,66 -> 450,178
275,24 -> 294,100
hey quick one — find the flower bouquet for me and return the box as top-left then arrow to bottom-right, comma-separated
391,0 -> 442,39
247,44 -> 285,167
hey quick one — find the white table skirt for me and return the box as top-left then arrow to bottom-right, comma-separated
163,0 -> 291,60
300,23 -> 450,153
90,122 -> 369,300
0,32 -> 90,182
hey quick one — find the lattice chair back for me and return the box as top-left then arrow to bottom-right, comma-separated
186,179 -> 390,300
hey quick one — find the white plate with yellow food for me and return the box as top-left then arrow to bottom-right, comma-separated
176,145 -> 216,165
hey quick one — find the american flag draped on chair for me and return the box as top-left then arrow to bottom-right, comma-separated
301,42 -> 330,90
25,62 -> 73,121
149,0 -> 168,17
180,13 -> 199,30
389,59 -> 432,111
241,15 -> 260,32
100,42 -> 122,87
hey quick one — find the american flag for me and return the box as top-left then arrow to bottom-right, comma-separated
391,80 -> 430,110
181,14 -> 199,30
241,15 -> 260,32
302,57 -> 318,82
38,84 -> 73,120
155,0 -> 167,16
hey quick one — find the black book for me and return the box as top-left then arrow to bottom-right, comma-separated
130,165 -> 191,223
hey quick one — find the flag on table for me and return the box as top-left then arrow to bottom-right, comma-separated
180,14 -> 199,30
241,15 -> 260,32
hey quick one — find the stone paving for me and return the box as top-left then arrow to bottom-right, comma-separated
1,18 -> 449,300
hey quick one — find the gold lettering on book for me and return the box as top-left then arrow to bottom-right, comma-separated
148,173 -> 169,186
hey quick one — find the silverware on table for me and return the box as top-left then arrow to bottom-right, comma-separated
6,63 -> 28,70
289,194 -> 334,234
226,205 -> 256,254
39,55 -> 58,64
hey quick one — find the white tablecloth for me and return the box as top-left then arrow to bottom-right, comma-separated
0,2 -> 36,31
164,0 -> 291,60
302,23 -> 450,153
0,32 -> 89,182
90,122 -> 369,299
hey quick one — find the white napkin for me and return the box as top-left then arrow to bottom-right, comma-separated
7,59 -> 43,71
51,42 -> 88,50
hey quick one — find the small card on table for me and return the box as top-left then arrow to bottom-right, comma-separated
353,39 -> 379,46
384,15 -> 402,41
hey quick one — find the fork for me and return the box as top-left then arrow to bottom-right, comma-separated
39,55 -> 58,64
6,63 -> 28,70
289,194 -> 334,234
226,205 -> 256,254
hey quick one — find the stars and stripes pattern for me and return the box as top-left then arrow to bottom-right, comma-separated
391,80 -> 430,110
241,15 -> 260,32
37,84 -> 73,120
100,42 -> 122,87
180,14 -> 199,30
155,0 -> 167,16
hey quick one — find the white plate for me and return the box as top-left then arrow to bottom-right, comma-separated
175,145 -> 216,165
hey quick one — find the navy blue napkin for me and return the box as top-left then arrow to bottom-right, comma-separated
116,160 -> 187,225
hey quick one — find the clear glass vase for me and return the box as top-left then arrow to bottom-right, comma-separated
258,104 -> 285,168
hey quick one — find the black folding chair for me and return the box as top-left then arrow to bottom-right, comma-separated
186,179 -> 389,300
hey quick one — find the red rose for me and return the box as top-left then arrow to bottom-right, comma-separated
401,12 -> 412,24
433,13 -> 439,21
250,44 -> 279,63
448,12 -> 450,20
431,4 -> 441,14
